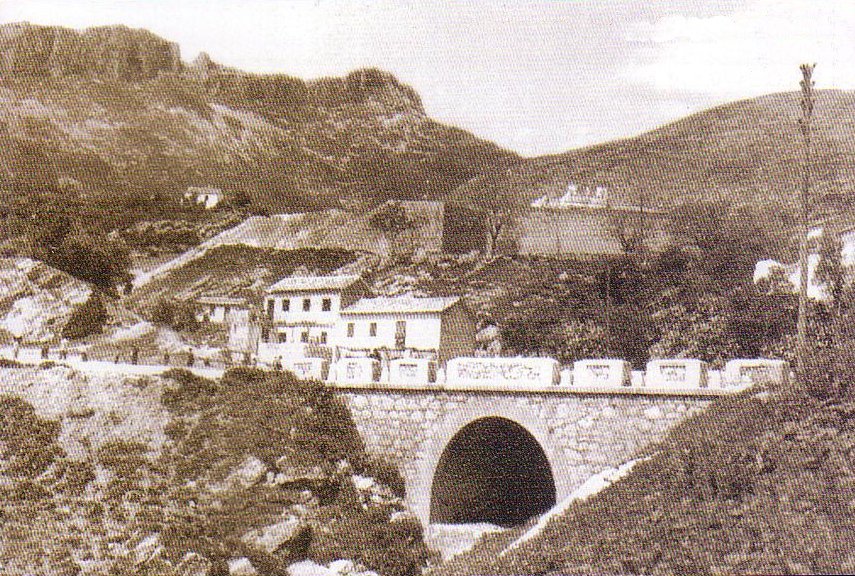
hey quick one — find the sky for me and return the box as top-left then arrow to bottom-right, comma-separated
1,0 -> 854,156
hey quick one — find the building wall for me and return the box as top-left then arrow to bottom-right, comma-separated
517,208 -> 667,257
338,388 -> 711,525
338,314 -> 443,353
265,291 -> 343,326
196,304 -> 242,324
228,310 -> 259,354
438,303 -> 476,364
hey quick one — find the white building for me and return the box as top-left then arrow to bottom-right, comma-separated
184,186 -> 222,209
258,275 -> 367,361
195,296 -> 247,324
228,307 -> 260,356
338,296 -> 476,364
754,223 -> 855,300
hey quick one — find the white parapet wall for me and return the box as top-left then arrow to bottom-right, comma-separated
645,359 -> 709,390
333,357 -> 381,384
389,358 -> 438,386
572,359 -> 632,388
445,357 -> 561,389
285,357 -> 329,381
723,358 -> 790,387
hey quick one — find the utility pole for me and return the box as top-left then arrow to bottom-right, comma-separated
796,63 -> 816,381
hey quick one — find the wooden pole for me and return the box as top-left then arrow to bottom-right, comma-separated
796,63 -> 816,381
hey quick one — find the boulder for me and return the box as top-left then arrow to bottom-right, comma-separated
389,510 -> 419,524
328,560 -> 356,575
275,456 -> 328,485
176,552 -> 212,576
133,534 -> 163,565
226,456 -> 268,489
287,560 -> 336,576
228,557 -> 258,576
351,474 -> 375,492
241,515 -> 308,554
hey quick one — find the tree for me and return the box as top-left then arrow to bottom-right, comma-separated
483,207 -> 504,261
62,293 -> 108,340
152,299 -> 199,332
369,201 -> 413,237
815,232 -> 844,310
796,63 -> 816,381
607,189 -> 649,257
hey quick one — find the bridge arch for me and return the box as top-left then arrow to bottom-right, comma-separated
405,396 -> 570,526
429,416 -> 556,526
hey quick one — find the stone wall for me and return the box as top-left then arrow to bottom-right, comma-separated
338,388 -> 712,524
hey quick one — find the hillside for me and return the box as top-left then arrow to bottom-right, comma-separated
0,257 -> 142,343
0,22 -> 518,225
0,365 -> 432,576
450,90 -> 855,256
435,381 -> 855,576
127,245 -> 367,312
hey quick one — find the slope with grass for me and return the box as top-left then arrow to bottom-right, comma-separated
127,244 -> 368,314
450,90 -> 855,257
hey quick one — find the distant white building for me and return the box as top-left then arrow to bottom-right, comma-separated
338,296 -> 476,364
530,182 -> 609,209
754,223 -> 855,300
184,186 -> 222,209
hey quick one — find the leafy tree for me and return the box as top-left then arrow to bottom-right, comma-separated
369,201 -> 413,237
152,299 -> 199,332
648,294 -> 739,365
62,293 -> 108,340
228,190 -> 252,210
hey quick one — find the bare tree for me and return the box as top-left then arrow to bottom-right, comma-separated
606,188 -> 649,257
796,63 -> 816,381
483,207 -> 504,261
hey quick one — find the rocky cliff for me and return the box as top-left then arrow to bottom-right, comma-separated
0,22 -> 181,79
0,22 -> 518,223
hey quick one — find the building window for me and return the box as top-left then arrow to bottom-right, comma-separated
302,298 -> 311,311
369,322 -> 377,337
301,331 -> 309,343
224,305 -> 231,316
261,327 -> 270,342
266,299 -> 274,320
282,299 -> 290,311
347,323 -> 355,337
322,298 -> 332,311
395,320 -> 406,349
278,333 -> 287,343
320,332 -> 328,344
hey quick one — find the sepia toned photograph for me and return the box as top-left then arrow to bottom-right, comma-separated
0,1 -> 853,574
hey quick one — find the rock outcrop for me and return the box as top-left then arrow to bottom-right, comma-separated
0,22 -> 181,79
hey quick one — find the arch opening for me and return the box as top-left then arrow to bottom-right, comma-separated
429,417 -> 556,527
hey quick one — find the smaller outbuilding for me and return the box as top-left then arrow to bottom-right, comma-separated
184,186 -> 222,209
195,296 -> 247,324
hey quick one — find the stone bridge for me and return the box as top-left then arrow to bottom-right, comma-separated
337,386 -> 720,526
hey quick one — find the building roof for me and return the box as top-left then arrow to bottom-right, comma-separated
342,296 -> 461,315
267,275 -> 362,293
197,296 -> 247,306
